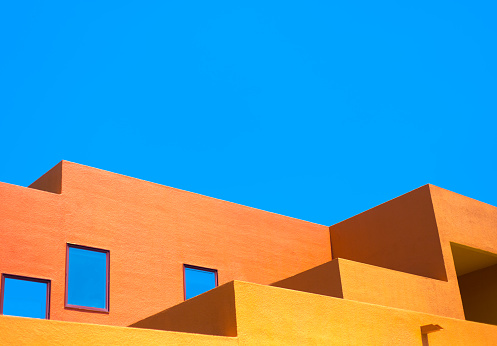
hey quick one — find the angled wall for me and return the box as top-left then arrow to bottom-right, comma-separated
329,185 -> 447,281
429,186 -> 497,324
28,162 -> 62,194
130,281 -> 237,337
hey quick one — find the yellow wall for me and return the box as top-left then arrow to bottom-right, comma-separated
234,281 -> 497,345
337,258 -> 464,319
126,280 -> 497,345
273,258 -> 464,319
0,315 -> 237,346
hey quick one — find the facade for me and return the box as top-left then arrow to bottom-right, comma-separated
0,160 -> 496,345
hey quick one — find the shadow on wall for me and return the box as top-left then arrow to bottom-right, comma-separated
270,261 -> 343,298
452,243 -> 497,325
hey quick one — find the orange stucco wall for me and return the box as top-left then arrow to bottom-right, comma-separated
430,185 -> 497,282
336,258 -> 464,318
127,281 -> 497,345
3,161 -> 497,341
272,258 -> 465,319
0,315 -> 238,346
329,185 -> 447,281
234,281 -> 497,345
0,161 -> 331,326
4,281 -> 497,345
323,185 -> 497,323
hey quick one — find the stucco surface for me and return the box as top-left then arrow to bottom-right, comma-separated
272,258 -> 464,318
4,161 -> 497,341
337,258 -> 464,319
126,281 -> 497,345
130,281 -> 237,336
330,185 -> 447,281
233,281 -> 497,345
430,185 -> 497,283
0,161 -> 330,326
0,315 -> 237,345
271,260 -> 343,298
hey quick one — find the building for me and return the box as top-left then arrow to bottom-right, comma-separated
1,160 -> 497,345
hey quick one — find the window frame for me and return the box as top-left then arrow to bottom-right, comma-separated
0,273 -> 51,319
183,264 -> 218,301
65,243 -> 110,313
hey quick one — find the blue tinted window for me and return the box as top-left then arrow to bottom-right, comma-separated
2,276 -> 49,319
184,266 -> 217,300
67,245 -> 108,310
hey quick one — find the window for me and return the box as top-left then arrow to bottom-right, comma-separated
66,244 -> 109,312
1,274 -> 50,319
183,264 -> 218,300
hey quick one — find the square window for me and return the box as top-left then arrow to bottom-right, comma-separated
1,274 -> 50,319
66,244 -> 109,312
183,264 -> 218,300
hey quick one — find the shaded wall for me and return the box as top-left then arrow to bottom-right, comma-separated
330,185 -> 447,280
458,264 -> 497,325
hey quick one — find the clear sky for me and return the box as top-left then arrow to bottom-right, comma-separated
1,1 -> 496,225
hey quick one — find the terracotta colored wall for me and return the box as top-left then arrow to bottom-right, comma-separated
0,181 -> 64,296
4,161 -> 497,332
430,185 -> 497,285
430,185 -> 497,254
0,161 -> 331,326
330,185 -> 447,281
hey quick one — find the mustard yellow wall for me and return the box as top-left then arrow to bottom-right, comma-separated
272,259 -> 465,319
337,258 -> 464,319
234,281 -> 497,345
128,281 -> 497,345
0,315 -> 237,346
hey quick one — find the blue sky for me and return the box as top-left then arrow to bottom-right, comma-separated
1,1 -> 496,225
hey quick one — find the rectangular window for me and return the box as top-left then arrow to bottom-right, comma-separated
1,274 -> 50,319
183,264 -> 218,300
66,244 -> 109,312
